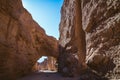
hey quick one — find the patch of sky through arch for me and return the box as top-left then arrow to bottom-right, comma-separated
22,0 -> 63,62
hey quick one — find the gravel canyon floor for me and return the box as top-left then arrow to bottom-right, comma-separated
18,72 -> 80,80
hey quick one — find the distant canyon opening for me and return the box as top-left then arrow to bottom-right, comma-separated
33,56 -> 58,73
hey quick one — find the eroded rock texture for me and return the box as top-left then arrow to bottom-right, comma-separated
0,0 -> 58,80
82,0 -> 120,79
59,0 -> 120,79
58,0 -> 87,77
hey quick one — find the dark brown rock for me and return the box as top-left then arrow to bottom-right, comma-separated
59,0 -> 120,79
82,0 -> 120,79
79,69 -> 108,80
0,0 -> 58,80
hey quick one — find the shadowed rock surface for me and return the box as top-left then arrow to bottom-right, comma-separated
58,0 -> 87,77
82,0 -> 120,79
18,71 -> 108,80
0,0 -> 58,80
59,0 -> 120,79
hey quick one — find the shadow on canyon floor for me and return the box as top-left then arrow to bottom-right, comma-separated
17,72 -> 80,80
17,70 -> 108,80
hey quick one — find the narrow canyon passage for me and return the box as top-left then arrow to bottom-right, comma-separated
0,0 -> 120,80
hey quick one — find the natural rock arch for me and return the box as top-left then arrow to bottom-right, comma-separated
0,0 -> 58,80
0,0 -> 120,80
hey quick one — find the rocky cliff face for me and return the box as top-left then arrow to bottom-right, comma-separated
58,0 -> 87,77
0,0 -> 58,80
82,0 -> 120,79
59,0 -> 120,79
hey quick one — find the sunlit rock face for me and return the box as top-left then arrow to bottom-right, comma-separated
0,0 -> 58,80
32,57 -> 57,72
58,0 -> 87,77
59,0 -> 120,79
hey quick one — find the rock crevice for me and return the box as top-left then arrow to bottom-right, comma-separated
58,0 -> 87,77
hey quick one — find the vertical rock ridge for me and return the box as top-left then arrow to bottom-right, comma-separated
58,0 -> 87,77
59,0 -> 120,79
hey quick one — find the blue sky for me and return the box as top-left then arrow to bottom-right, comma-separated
22,0 -> 63,63
22,0 -> 63,39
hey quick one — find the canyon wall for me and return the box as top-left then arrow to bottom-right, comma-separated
58,0 -> 87,77
0,0 -> 58,80
82,0 -> 120,79
59,0 -> 120,79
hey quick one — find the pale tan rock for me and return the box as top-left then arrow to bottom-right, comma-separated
36,57 -> 57,71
